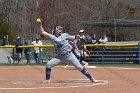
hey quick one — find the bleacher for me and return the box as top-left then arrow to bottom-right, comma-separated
0,41 -> 140,64
85,41 -> 140,64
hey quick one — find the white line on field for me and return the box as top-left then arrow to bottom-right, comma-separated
0,79 -> 109,90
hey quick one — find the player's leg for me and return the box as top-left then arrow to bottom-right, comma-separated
45,57 -> 61,80
64,49 -> 78,68
67,53 -> 95,82
17,52 -> 22,64
16,52 -> 19,64
79,49 -> 88,67
19,52 -> 23,64
34,52 -> 37,63
73,49 -> 81,60
26,53 -> 30,64
73,49 -> 87,67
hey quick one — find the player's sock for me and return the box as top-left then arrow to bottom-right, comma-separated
81,67 -> 93,80
46,67 -> 51,80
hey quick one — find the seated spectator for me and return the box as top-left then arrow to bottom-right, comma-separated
98,35 -> 108,51
92,34 -> 99,44
98,35 -> 108,44
91,34 -> 99,52
92,35 -> 108,54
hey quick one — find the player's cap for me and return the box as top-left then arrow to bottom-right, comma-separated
79,29 -> 85,33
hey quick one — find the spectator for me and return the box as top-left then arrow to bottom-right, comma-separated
97,35 -> 108,52
92,34 -> 99,44
91,34 -> 99,52
32,38 -> 43,64
24,41 -> 31,64
15,36 -> 23,64
98,35 -> 108,44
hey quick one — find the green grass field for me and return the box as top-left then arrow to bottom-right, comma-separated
0,63 -> 140,68
92,64 -> 140,68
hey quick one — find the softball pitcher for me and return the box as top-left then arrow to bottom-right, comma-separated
36,19 -> 97,83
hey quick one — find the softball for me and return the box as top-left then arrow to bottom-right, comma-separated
36,18 -> 42,24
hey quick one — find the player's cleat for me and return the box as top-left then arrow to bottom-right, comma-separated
90,78 -> 108,83
83,61 -> 89,67
90,78 -> 98,83
64,65 -> 69,69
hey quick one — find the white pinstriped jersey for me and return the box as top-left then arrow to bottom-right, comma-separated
48,33 -> 72,55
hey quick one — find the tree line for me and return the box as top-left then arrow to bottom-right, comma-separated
0,0 -> 140,43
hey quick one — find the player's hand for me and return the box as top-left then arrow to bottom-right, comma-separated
36,18 -> 42,24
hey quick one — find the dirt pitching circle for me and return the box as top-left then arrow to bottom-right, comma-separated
0,79 -> 109,90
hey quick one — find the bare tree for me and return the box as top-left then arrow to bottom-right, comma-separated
0,0 -> 140,41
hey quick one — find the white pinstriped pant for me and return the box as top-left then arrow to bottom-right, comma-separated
46,52 -> 84,71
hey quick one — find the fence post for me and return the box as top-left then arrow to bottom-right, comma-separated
138,42 -> 140,64
101,46 -> 104,64
12,48 -> 15,63
3,36 -> 6,46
